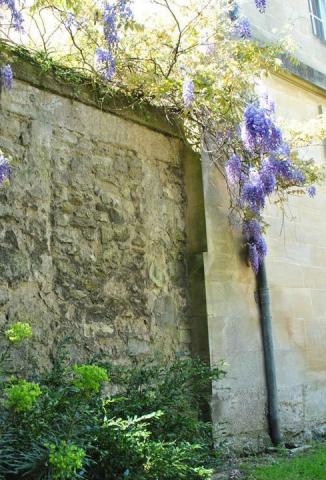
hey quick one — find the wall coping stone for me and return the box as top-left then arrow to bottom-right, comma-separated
0,41 -> 184,140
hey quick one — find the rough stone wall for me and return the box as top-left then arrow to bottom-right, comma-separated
204,75 -> 326,449
0,65 -> 191,367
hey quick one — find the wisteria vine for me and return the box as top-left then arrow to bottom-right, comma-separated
0,64 -> 12,185
0,0 -> 23,31
0,63 -> 13,89
225,97 -> 315,272
0,0 -> 320,274
223,0 -> 316,272
96,0 -> 133,80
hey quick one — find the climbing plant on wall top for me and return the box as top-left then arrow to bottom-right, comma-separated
0,0 -> 325,272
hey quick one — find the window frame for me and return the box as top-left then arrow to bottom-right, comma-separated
308,0 -> 326,42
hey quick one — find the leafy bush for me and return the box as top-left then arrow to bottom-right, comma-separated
106,359 -> 224,452
72,364 -> 108,393
48,442 -> 86,480
0,325 -> 225,479
5,379 -> 42,412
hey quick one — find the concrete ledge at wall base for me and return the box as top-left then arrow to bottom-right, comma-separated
211,422 -> 326,455
213,431 -> 272,455
0,41 -> 184,139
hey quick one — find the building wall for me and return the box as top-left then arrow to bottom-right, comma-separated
239,0 -> 326,75
0,54 -> 193,369
206,1 -> 326,447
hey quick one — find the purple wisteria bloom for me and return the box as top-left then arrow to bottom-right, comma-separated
243,219 -> 267,273
96,1 -> 133,81
0,0 -> 24,31
234,17 -> 252,39
239,91 -> 307,273
256,235 -> 267,257
103,3 -> 119,46
102,0 -> 133,47
0,153 -> 11,183
248,243 -> 259,273
226,154 -> 242,184
182,77 -> 195,108
260,164 -> 276,195
64,11 -> 76,29
255,0 -> 267,13
264,156 -> 305,184
242,103 -> 283,153
290,167 -> 305,184
241,170 -> 266,212
12,9 -> 23,30
118,0 -> 133,19
243,219 -> 262,243
96,48 -> 116,80
241,104 -> 269,150
269,125 -> 283,151
0,64 -> 13,90
308,186 -> 316,198
277,142 -> 290,156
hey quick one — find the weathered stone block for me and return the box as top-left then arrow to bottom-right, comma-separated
0,247 -> 29,282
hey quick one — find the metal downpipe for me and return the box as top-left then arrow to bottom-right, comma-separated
257,260 -> 282,446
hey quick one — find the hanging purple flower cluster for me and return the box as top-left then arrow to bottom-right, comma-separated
118,0 -> 133,20
233,17 -> 252,39
255,0 -> 267,13
96,0 -> 133,80
64,10 -> 79,29
241,103 -> 283,153
103,2 -> 120,47
308,185 -> 316,198
228,2 -> 251,40
96,48 -> 116,80
243,219 -> 267,274
242,219 -> 267,273
241,170 -> 266,213
0,0 -> 24,31
0,153 -> 11,183
226,154 -> 242,184
103,0 -> 133,46
0,64 -> 13,90
225,96 -> 312,273
182,77 -> 195,108
229,0 -> 267,42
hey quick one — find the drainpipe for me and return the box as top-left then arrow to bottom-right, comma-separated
257,260 -> 282,446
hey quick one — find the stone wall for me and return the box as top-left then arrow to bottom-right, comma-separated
0,52 -> 194,368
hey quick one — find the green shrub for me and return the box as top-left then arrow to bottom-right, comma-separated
48,441 -> 86,480
0,328 -> 225,479
5,379 -> 42,412
72,364 -> 108,393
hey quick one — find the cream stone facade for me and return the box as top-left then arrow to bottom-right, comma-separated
203,0 -> 326,447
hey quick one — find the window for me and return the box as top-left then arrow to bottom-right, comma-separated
308,0 -> 326,41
